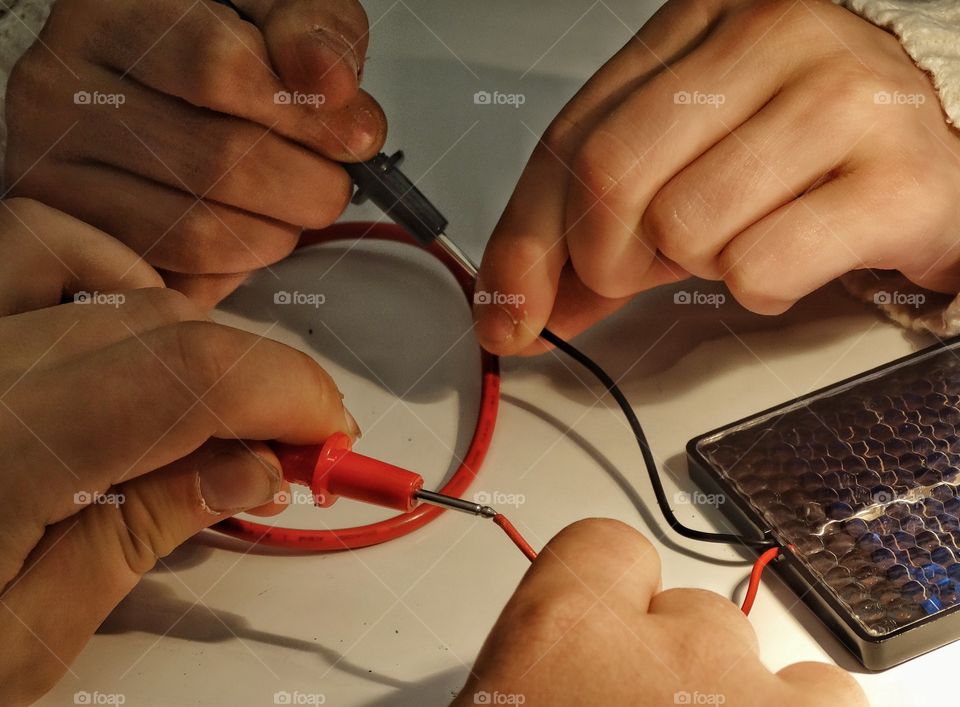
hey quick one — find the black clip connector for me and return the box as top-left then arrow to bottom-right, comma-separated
342,151 -> 449,247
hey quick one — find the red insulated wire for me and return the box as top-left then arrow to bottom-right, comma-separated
213,222 -> 502,552
493,514 -> 538,562
740,546 -> 782,615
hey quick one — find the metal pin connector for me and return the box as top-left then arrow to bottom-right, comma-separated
435,233 -> 479,279
415,489 -> 496,518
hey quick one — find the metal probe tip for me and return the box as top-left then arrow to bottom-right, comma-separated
415,489 -> 496,518
435,233 -> 479,279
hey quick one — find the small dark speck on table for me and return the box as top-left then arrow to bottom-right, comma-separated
308,328 -> 314,335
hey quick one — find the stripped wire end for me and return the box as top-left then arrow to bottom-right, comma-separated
414,489 -> 538,562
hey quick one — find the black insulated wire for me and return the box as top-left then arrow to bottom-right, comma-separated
539,327 -> 775,550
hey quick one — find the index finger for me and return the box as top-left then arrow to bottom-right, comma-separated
473,0 -> 726,356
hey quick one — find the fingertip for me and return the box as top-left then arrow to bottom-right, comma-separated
473,302 -> 521,355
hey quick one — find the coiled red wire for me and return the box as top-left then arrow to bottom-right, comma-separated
214,222 -> 501,551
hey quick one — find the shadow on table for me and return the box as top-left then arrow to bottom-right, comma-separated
98,578 -> 412,691
505,279 -> 928,407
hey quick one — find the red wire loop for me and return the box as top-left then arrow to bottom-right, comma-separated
213,222 -> 501,551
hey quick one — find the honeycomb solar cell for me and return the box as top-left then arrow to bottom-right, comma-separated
696,346 -> 960,638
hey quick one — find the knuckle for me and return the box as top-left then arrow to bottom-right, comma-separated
567,242 -> 610,296
721,257 -> 788,314
553,518 -> 661,571
573,128 -> 639,208
778,660 -> 867,703
0,197 -> 46,228
541,113 -> 583,161
643,188 -> 696,263
193,25 -> 261,109
176,207 -> 300,272
737,0 -> 812,38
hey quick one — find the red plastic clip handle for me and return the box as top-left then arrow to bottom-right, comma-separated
273,434 -> 425,512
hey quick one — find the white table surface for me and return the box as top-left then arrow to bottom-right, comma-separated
40,1 -> 955,705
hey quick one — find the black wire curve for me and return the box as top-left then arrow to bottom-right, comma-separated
539,327 -> 775,550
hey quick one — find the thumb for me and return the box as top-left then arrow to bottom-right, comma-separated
0,440 -> 281,705
234,0 -> 370,110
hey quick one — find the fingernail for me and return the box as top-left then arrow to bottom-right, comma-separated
344,407 -> 362,440
350,107 -> 382,154
474,303 -> 517,346
198,450 -> 281,513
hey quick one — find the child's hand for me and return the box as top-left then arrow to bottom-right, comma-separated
0,199 -> 358,705
474,0 -> 960,355
4,0 -> 386,307
456,519 -> 867,707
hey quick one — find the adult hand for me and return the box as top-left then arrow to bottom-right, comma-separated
474,0 -> 960,354
0,198 -> 359,705
456,519 -> 867,706
5,0 -> 387,307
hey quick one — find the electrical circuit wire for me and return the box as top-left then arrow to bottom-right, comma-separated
740,546 -> 783,615
538,328 -> 775,550
493,514 -> 538,562
214,220 -> 773,556
214,222 -> 501,551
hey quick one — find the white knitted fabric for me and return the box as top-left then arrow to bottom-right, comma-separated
837,0 -> 960,127
833,1 -> 960,335
0,0 -> 53,182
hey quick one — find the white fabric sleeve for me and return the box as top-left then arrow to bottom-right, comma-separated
0,0 -> 55,181
834,0 -> 960,336
836,0 -> 960,126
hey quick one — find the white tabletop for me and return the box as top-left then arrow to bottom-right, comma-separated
41,2 -> 954,705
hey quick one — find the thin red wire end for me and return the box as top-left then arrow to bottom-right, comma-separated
740,546 -> 783,615
493,514 -> 538,562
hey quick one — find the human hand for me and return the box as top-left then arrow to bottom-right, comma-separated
474,0 -> 960,355
5,0 -> 386,307
455,518 -> 867,707
0,198 -> 359,705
